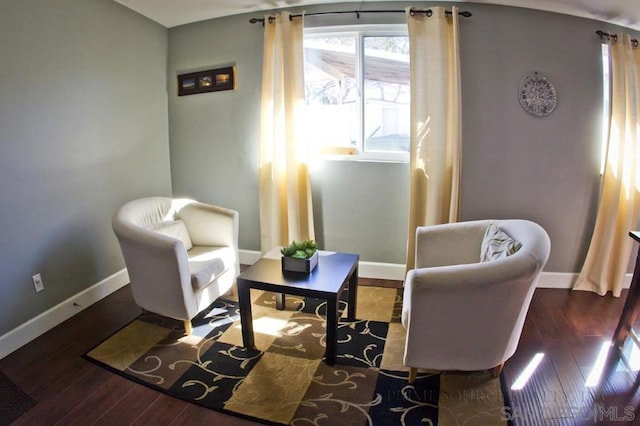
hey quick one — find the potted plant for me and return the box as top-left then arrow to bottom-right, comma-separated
281,240 -> 319,273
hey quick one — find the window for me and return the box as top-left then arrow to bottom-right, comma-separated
303,26 -> 410,161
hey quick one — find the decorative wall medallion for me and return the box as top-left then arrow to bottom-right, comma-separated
518,72 -> 557,117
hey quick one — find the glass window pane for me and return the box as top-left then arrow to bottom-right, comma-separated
304,35 -> 359,153
363,36 -> 410,153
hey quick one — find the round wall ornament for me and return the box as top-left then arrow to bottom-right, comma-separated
518,71 -> 557,117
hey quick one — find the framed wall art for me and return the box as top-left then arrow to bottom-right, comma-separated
177,66 -> 236,96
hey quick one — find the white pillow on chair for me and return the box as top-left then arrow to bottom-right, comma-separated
480,222 -> 521,262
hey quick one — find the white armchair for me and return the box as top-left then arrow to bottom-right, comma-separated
112,197 -> 239,334
402,219 -> 550,382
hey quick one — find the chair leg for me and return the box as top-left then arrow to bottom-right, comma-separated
492,363 -> 504,378
183,320 -> 192,335
229,283 -> 238,298
408,367 -> 418,384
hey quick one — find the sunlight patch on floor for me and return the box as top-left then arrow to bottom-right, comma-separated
625,340 -> 640,371
585,341 -> 611,387
232,316 -> 313,338
248,317 -> 290,337
511,353 -> 545,390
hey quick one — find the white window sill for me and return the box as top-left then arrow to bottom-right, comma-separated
314,152 -> 409,164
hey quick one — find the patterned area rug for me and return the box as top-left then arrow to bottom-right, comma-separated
85,287 -> 512,425
0,371 -> 37,424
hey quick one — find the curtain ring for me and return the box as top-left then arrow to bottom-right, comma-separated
633,39 -> 639,48
356,11 -> 360,19
268,16 -> 275,24
408,9 -> 431,17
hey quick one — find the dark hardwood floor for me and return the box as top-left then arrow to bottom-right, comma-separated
2,278 -> 640,425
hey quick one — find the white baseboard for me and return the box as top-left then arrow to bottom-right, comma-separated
359,261 -> 405,280
536,272 -> 577,289
536,272 -> 632,290
240,250 -> 407,281
241,250 -> 634,287
2,254 -> 633,361
0,269 -> 129,360
239,249 -> 262,266
351,266 -> 634,288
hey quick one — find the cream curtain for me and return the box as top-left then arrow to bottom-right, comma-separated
259,12 -> 314,253
405,7 -> 462,270
574,34 -> 640,297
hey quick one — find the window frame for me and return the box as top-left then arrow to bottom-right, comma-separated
304,24 -> 410,163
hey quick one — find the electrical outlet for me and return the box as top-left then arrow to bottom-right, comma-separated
32,273 -> 44,293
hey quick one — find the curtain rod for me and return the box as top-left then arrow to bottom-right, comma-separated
249,9 -> 473,24
596,30 -> 638,47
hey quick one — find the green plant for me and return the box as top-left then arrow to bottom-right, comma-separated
281,240 -> 318,259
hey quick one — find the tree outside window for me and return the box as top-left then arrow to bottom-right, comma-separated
304,28 -> 410,161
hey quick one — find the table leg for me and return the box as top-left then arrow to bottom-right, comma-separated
276,293 -> 286,310
612,244 -> 640,350
237,281 -> 255,349
325,296 -> 338,365
346,266 -> 358,322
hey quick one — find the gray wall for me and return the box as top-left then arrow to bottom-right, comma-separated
459,4 -> 610,272
1,0 -> 637,340
168,12 -> 263,253
168,4 -> 412,262
168,2 -> 638,271
0,0 -> 171,336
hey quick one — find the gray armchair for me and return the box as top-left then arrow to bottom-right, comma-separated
112,196 -> 239,334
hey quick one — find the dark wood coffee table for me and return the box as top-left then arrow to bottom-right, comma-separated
237,251 -> 359,365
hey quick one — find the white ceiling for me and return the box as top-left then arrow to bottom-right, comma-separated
114,0 -> 640,30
